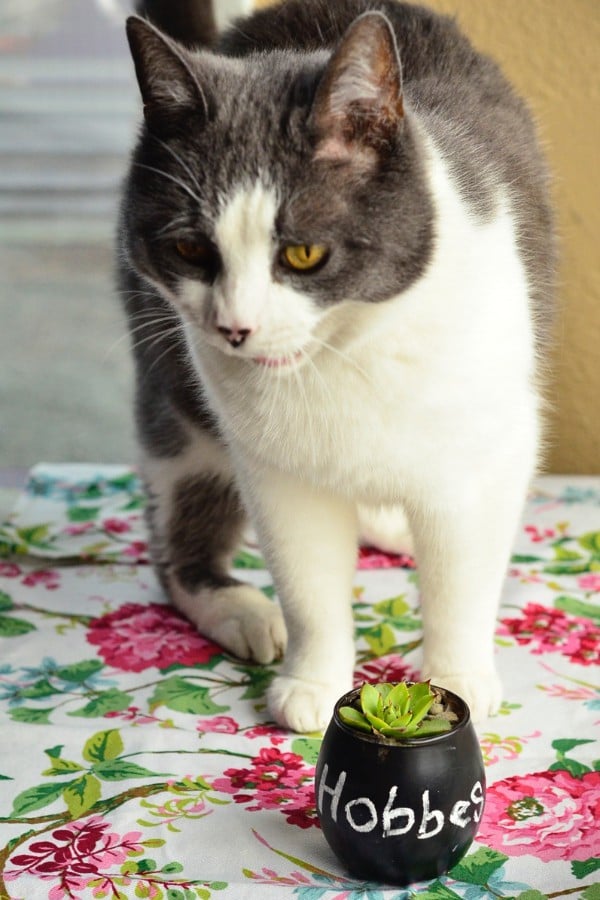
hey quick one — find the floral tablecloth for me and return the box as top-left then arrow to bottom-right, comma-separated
0,464 -> 598,900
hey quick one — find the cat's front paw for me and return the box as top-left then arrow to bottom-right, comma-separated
170,582 -> 287,665
267,675 -> 348,733
423,669 -> 502,723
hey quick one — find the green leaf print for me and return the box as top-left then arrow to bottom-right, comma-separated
55,659 -> 104,683
411,881 -> 462,899
9,706 -> 54,724
150,676 -> 229,715
361,623 -> 397,656
0,590 -> 13,611
235,665 -> 274,701
16,524 -> 52,548
20,678 -> 59,699
572,857 -> 600,879
449,846 -> 509,884
67,505 -> 101,522
291,738 -> 322,765
83,728 -> 124,763
233,549 -> 265,569
42,758 -> 85,776
372,595 -> 421,630
552,738 -> 595,754
578,532 -> 600,554
63,773 -> 102,817
554,595 -> 600,622
68,688 -> 133,718
12,780 -> 71,816
0,614 -> 36,637
92,759 -> 163,781
582,884 -> 600,900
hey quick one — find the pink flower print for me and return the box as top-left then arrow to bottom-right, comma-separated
5,815 -> 144,898
524,525 -> 555,543
478,770 -> 600,861
103,705 -> 158,725
353,654 -> 421,688
578,573 -> 600,592
198,715 -> 239,734
86,601 -> 223,671
212,747 -> 319,828
498,602 -> 600,666
20,568 -> 61,590
63,522 -> 95,536
102,517 -> 132,534
0,563 -> 22,578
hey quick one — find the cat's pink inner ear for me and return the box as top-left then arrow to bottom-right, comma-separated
310,11 -> 404,163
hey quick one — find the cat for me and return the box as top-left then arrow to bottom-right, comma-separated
118,0 -> 555,733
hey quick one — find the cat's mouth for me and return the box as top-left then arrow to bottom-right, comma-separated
253,351 -> 303,369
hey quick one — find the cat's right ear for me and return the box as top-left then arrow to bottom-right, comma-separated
309,12 -> 404,167
126,16 -> 210,132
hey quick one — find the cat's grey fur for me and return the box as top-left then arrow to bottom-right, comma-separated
119,0 -> 554,732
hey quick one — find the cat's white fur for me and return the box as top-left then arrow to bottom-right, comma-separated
146,134 -> 538,733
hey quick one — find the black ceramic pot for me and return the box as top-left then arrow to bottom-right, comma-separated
315,684 -> 485,886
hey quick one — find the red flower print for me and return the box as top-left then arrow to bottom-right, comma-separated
244,724 -> 287,745
0,563 -> 22,578
498,602 -> 600,666
121,540 -> 148,561
5,815 -> 143,898
86,602 -> 223,672
478,769 -> 600,862
357,546 -> 415,570
102,517 -> 132,534
212,747 -> 319,828
20,569 -> 61,590
353,654 -> 421,688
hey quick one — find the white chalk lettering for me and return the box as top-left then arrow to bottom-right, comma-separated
449,799 -> 472,828
317,765 -> 347,823
345,796 -> 378,833
318,768 -> 483,841
417,790 -> 444,839
470,781 -> 484,822
382,785 -> 416,837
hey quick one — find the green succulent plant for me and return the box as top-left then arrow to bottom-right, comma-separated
338,681 -> 456,739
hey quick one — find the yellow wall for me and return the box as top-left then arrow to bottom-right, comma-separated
255,0 -> 600,473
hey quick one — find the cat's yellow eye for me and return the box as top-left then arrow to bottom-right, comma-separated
281,243 -> 329,272
175,238 -> 212,266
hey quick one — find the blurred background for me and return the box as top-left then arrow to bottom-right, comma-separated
0,0 -> 598,474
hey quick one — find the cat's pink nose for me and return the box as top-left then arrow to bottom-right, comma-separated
217,324 -> 254,348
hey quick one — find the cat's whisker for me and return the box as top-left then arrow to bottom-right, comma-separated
133,162 -> 203,206
144,326 -> 189,374
149,134 -> 203,196
300,348 -> 336,409
310,336 -> 375,387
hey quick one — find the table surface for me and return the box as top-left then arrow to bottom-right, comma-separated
1,464 -> 599,900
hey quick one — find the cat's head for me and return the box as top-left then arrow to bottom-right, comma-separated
122,11 -> 433,371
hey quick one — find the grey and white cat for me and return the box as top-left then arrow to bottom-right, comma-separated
119,0 -> 554,732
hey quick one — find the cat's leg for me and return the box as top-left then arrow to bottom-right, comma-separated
408,462 -> 532,722
237,463 -> 359,733
142,435 -> 287,664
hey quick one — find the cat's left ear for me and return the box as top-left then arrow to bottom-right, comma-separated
126,16 -> 210,132
310,12 -> 404,165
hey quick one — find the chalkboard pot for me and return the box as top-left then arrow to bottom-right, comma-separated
315,684 -> 485,886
